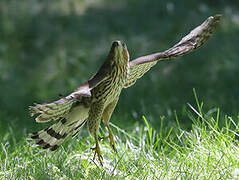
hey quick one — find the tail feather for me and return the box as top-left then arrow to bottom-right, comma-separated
31,118 -> 86,151
31,120 -> 70,150
72,120 -> 87,137
31,104 -> 89,151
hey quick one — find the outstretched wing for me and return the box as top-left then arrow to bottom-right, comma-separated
124,15 -> 221,88
29,54 -> 110,123
29,83 -> 92,123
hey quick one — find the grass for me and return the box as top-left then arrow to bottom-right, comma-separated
1,92 -> 239,179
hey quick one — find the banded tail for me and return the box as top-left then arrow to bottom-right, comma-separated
29,83 -> 96,150
31,104 -> 90,151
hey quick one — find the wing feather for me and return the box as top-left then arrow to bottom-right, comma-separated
124,15 -> 221,88
29,42 -> 111,123
29,83 -> 91,123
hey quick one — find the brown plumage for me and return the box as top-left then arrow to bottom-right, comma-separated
29,15 -> 221,165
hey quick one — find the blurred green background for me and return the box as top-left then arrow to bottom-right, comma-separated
0,0 -> 238,143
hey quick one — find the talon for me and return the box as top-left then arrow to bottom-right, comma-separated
102,131 -> 117,153
111,143 -> 117,153
109,134 -> 117,153
91,144 -> 103,165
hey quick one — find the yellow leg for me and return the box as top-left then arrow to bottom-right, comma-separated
102,98 -> 118,153
91,133 -> 103,166
105,124 -> 117,152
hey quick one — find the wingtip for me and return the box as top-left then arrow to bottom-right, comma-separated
29,105 -> 36,116
197,14 -> 221,35
213,14 -> 222,19
35,116 -> 50,123
208,14 -> 222,24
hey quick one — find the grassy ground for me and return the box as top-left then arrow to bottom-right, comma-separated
1,92 -> 239,179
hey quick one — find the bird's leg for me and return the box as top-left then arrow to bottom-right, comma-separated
102,124 -> 117,153
101,98 -> 118,153
88,101 -> 104,165
91,133 -> 103,166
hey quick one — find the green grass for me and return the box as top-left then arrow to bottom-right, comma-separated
1,93 -> 239,179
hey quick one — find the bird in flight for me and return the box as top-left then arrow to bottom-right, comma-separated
30,15 -> 221,165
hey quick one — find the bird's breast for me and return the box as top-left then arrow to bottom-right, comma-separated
92,64 -> 128,104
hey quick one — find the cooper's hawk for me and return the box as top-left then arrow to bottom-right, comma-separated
29,15 -> 221,165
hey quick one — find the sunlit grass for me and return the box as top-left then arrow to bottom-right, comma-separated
1,92 -> 239,179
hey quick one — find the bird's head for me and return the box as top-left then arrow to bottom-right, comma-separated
107,40 -> 129,66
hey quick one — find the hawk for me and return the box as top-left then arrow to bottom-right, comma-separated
30,15 -> 221,165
